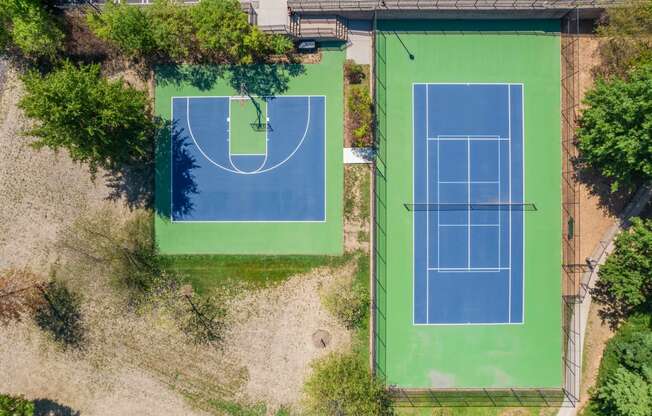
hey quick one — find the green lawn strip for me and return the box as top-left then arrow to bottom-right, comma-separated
165,253 -> 354,294
352,251 -> 371,366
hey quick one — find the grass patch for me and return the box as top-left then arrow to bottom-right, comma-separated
165,254 -> 353,295
353,252 -> 370,365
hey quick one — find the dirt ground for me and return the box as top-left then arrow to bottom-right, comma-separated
574,35 -> 620,409
0,60 -> 362,415
343,164 -> 372,252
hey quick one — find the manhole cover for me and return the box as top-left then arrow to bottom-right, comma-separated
312,329 -> 331,349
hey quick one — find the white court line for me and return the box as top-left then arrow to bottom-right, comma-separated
428,267 -> 511,272
427,137 -> 510,141
439,180 -> 499,184
467,136 -> 471,269
508,85 -> 512,323
170,95 -> 327,223
439,224 -> 500,227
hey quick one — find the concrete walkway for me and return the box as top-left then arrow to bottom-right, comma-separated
346,20 -> 373,64
254,0 -> 288,27
557,184 -> 652,416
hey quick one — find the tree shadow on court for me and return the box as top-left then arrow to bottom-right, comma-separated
33,398 -> 80,416
153,121 -> 199,220
228,63 -> 305,98
156,64 -> 226,91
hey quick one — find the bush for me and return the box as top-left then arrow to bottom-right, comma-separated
322,275 -> 369,330
0,394 -> 34,416
86,1 -> 156,59
577,65 -> 652,192
345,60 -> 365,84
34,280 -> 85,348
19,61 -> 156,176
596,0 -> 652,78
591,217 -> 652,325
304,352 -> 393,416
348,85 -> 373,147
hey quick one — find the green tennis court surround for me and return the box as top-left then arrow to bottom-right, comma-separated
154,46 -> 344,254
375,20 -> 562,389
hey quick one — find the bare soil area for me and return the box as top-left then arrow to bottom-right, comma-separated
224,263 -> 354,412
574,35 -> 620,407
0,61 -> 362,415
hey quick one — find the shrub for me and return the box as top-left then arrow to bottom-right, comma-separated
0,394 -> 34,416
19,61 -> 156,176
577,65 -> 652,192
591,217 -> 652,325
34,280 -> 85,348
348,85 -> 373,147
322,275 -> 369,330
345,60 -> 365,84
304,352 -> 393,416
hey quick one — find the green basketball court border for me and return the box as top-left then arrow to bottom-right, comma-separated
154,47 -> 345,255
374,20 -> 562,389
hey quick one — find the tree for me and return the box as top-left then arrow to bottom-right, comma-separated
596,0 -> 652,78
592,218 -> 652,325
304,352 -> 393,416
0,0 -> 63,59
0,394 -> 34,416
19,61 -> 156,175
192,0 -> 291,63
577,65 -> 652,192
34,280 -> 85,348
86,1 -> 156,58
596,366 -> 652,416
148,0 -> 196,61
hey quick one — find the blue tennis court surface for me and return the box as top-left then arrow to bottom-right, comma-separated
413,83 -> 524,325
171,95 -> 326,222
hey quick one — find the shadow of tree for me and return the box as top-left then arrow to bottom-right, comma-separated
153,121 -> 198,220
156,64 -> 225,91
228,63 -> 306,97
33,399 -> 80,416
573,159 -> 635,217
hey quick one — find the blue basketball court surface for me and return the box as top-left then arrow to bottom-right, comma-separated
413,83 -> 524,325
171,95 -> 326,222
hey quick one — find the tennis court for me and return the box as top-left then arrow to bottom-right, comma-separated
412,83 -> 525,325
171,95 -> 326,222
374,20 -> 562,389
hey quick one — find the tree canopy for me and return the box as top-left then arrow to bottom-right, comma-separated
86,0 -> 293,63
596,0 -> 652,78
576,65 -> 652,192
19,61 -> 156,175
0,0 -> 64,59
592,218 -> 652,325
